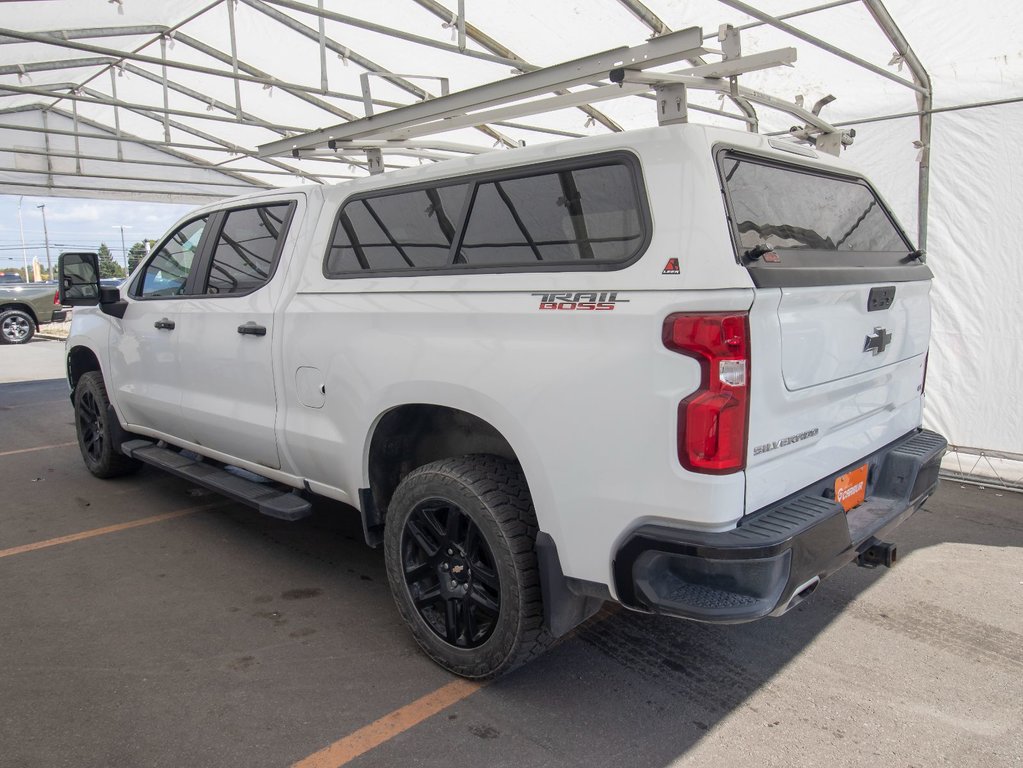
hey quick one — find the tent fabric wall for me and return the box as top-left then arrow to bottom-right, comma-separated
924,102 -> 1023,485
822,0 -> 1023,484
1,0 -> 1020,480
0,106 -> 265,203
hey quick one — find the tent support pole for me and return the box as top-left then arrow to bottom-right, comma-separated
70,100 -> 81,173
121,65 -> 291,133
252,0 -> 521,68
159,35 -> 170,142
0,164 -> 261,188
240,0 -> 517,147
40,109 -> 54,187
715,0 -> 926,95
0,26 -> 362,116
6,145 -> 359,180
317,0 -> 327,93
413,0 -> 623,133
861,0 -> 932,249
702,0 -> 861,39
108,68 -> 123,160
617,0 -> 759,131
0,81 -> 305,132
0,25 -> 168,46
226,0 -> 243,119
16,104 -> 310,186
456,0 -> 466,52
172,32 -> 359,120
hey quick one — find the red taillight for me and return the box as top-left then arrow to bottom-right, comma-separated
53,290 -> 60,306
663,312 -> 750,474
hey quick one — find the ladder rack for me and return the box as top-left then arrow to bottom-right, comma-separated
258,24 -> 860,171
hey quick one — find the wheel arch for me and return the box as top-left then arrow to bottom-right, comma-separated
0,303 -> 39,324
366,409 -> 600,642
67,344 -> 103,398
365,403 -> 521,533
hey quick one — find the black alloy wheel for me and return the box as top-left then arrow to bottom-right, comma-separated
383,455 -> 553,678
76,386 -> 105,464
401,499 -> 501,648
73,371 -> 141,478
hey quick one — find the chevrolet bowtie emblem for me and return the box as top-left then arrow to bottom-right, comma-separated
863,327 -> 892,356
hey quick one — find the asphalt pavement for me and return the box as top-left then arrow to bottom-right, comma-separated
1,338 -> 1020,767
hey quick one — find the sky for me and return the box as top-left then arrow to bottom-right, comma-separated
0,195 -> 196,276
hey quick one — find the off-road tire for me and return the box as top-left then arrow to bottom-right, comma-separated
74,371 -> 141,478
384,455 -> 553,678
0,308 -> 35,345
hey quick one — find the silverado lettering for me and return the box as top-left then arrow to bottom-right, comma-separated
753,428 -> 820,456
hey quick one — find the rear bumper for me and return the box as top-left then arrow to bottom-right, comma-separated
613,428 -> 947,623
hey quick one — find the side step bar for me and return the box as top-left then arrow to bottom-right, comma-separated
122,439 -> 312,521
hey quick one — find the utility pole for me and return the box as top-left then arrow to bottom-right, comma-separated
18,197 -> 29,282
113,225 -> 132,272
36,204 -> 52,279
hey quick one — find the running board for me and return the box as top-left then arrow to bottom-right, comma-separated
122,440 -> 312,521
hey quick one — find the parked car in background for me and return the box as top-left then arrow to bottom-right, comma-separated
1,273 -> 26,284
0,279 -> 67,344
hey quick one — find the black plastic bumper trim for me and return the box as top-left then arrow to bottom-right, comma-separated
613,428 -> 947,622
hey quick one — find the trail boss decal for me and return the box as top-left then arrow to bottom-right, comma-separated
752,427 -> 819,456
531,291 -> 630,311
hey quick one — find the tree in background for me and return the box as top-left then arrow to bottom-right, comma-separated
97,243 -> 125,279
127,239 -> 156,273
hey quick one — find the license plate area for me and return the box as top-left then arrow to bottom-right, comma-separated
834,464 -> 869,512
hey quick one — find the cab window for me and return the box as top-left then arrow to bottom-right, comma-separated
138,217 -> 208,298
203,203 -> 292,295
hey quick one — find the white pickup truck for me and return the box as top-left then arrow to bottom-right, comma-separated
59,123 -> 946,678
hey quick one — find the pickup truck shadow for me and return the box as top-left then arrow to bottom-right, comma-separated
480,488 -> 1022,768
222,481 -> 1020,768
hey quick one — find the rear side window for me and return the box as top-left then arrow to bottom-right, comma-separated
721,155 -> 907,253
324,154 -> 647,277
205,203 -> 292,295
459,165 -> 644,266
327,184 -> 469,273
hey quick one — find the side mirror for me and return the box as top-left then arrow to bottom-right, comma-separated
58,252 -> 101,306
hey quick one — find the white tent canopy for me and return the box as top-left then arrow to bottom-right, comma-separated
1,0 -> 1020,483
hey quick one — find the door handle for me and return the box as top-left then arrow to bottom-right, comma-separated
237,321 -> 267,337
154,318 -> 175,330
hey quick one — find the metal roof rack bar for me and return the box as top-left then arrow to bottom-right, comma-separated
259,26 -> 707,156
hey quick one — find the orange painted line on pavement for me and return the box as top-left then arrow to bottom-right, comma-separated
293,679 -> 484,768
0,504 -> 219,560
293,602 -> 620,767
0,441 -> 77,458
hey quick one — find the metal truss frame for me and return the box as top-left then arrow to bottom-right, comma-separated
0,0 -> 932,243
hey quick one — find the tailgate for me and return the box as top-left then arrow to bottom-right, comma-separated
778,281 -> 931,390
745,285 -> 930,513
715,146 -> 934,513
